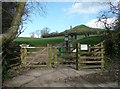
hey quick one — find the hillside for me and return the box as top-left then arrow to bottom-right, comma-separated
15,35 -> 104,47
42,25 -> 104,38
15,25 -> 104,46
63,25 -> 104,35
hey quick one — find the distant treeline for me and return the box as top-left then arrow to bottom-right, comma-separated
41,30 -> 105,38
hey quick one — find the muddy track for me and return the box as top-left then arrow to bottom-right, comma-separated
3,67 -> 119,87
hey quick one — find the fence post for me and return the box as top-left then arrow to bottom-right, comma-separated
54,47 -> 58,67
20,47 -> 27,67
78,43 -> 81,68
101,42 -> 104,69
88,45 -> 91,52
76,43 -> 79,70
48,44 -> 52,68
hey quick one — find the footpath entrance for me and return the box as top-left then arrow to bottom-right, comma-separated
18,32 -> 105,70
79,42 -> 105,69
19,44 -> 58,68
58,42 -> 105,70
56,32 -> 105,70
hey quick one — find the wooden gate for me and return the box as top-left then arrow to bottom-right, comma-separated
79,42 -> 105,69
20,42 -> 105,69
20,44 -> 58,68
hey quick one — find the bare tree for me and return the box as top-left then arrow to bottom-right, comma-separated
35,30 -> 41,38
30,32 -> 35,38
2,1 -> 47,81
1,1 -> 47,45
97,1 -> 120,61
97,1 -> 120,31
1,1 -> 26,45
41,27 -> 50,37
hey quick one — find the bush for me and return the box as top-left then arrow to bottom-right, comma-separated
2,42 -> 21,81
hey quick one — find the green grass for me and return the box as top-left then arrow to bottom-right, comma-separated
64,25 -> 104,34
15,35 -> 104,47
15,36 -> 64,47
79,35 -> 104,45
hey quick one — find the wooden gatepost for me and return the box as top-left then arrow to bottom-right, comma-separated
78,42 -> 105,69
20,44 -> 28,67
20,44 -> 58,68
47,44 -> 58,68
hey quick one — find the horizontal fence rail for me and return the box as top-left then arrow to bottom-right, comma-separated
79,42 -> 105,69
18,42 -> 105,69
19,44 -> 58,68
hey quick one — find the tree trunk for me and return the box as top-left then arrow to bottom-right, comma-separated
0,1 -> 26,45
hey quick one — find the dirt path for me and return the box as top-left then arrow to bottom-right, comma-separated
3,67 -> 119,88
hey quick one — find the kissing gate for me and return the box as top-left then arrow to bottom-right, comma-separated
20,33 -> 105,70
57,32 -> 104,70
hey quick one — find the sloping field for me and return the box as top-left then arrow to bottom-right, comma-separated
15,35 -> 104,47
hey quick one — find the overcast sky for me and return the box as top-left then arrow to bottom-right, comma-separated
19,1 -> 117,37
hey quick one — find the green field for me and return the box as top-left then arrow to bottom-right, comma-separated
15,35 -> 104,47
79,35 -> 104,45
15,36 -> 64,47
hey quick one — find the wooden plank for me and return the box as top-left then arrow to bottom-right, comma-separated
10,65 -> 21,70
27,52 -> 37,54
95,52 -> 104,54
94,42 -> 102,46
10,57 -> 20,60
58,51 -> 76,53
22,47 -> 46,49
10,63 -> 20,67
25,47 -> 48,67
81,52 -> 94,54
26,54 -> 48,59
93,49 -> 100,52
80,56 -> 103,59
79,65 -> 102,68
90,46 -> 104,49
28,62 -> 39,64
27,64 -> 47,68
94,54 -> 101,57
81,52 -> 105,55
61,61 -> 75,63
35,54 -> 48,56
80,61 -> 104,63
39,47 -> 48,54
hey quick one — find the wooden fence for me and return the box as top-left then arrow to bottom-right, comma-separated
78,42 -> 105,69
19,42 -> 105,69
20,44 -> 58,68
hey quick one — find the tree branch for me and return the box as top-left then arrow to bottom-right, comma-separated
0,1 -> 26,44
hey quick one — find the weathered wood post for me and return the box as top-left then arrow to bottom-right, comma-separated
65,32 -> 69,53
20,44 -> 27,67
76,43 -> 78,70
78,43 -> 81,68
88,45 -> 91,52
48,44 -> 52,68
101,42 -> 104,69
75,33 -> 78,70
54,47 -> 58,67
